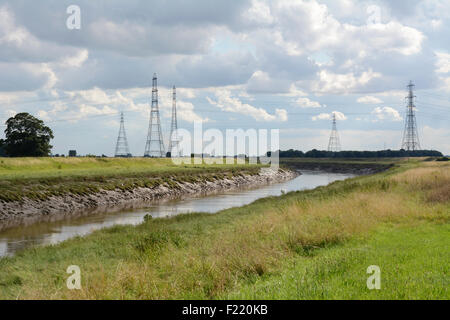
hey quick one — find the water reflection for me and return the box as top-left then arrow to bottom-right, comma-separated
0,171 -> 354,257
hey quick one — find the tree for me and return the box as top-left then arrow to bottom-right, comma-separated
2,113 -> 54,157
0,139 -> 6,157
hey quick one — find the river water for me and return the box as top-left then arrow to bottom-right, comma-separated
0,171 -> 355,257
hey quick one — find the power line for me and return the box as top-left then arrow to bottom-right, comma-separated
416,100 -> 449,111
417,91 -> 450,100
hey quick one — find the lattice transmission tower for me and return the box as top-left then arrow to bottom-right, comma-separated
327,113 -> 341,152
167,85 -> 180,157
144,73 -> 165,157
114,112 -> 131,157
401,81 -> 421,151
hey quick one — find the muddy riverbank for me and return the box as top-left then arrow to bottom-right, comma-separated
280,159 -> 393,174
0,168 -> 297,230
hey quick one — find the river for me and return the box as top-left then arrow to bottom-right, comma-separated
0,171 -> 355,257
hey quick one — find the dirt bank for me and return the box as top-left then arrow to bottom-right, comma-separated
0,168 -> 298,230
281,160 -> 393,174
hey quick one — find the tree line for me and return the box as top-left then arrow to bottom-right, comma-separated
0,113 -> 445,158
276,149 -> 443,158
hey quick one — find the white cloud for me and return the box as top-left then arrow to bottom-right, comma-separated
0,6 -> 37,48
360,22 -> 424,56
296,97 -> 322,108
268,0 -> 424,57
37,110 -> 50,121
0,0 -> 448,156
284,84 -> 308,97
372,106 -> 403,122
430,19 -> 443,29
173,100 -> 210,123
207,89 -> 288,122
357,95 -> 383,104
275,108 -> 288,121
312,69 -> 382,94
435,51 -> 450,74
30,63 -> 58,89
60,49 -> 89,68
246,70 -> 290,93
177,88 -> 197,99
245,0 -> 274,25
312,111 -> 347,121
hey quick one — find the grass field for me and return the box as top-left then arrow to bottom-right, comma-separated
0,157 -> 262,202
0,159 -> 448,299
224,224 -> 449,299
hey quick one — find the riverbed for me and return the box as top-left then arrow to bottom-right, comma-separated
0,171 -> 355,257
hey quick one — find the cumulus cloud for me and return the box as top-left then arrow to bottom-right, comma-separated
0,0 -> 449,155
244,0 -> 274,26
0,0 -> 436,96
372,106 -> 403,122
0,6 -> 75,63
312,69 -> 382,94
207,89 -> 288,122
435,51 -> 450,73
246,70 -> 291,94
268,0 -> 424,56
39,86 -> 209,125
295,97 -> 323,108
312,111 -> 347,121
60,50 -> 89,68
357,96 -> 383,104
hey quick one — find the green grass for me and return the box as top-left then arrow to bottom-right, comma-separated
223,223 -> 449,300
0,157 -> 262,202
0,160 -> 448,299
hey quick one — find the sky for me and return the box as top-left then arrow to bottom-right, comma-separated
0,0 -> 449,156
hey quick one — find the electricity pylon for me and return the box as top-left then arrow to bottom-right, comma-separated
327,113 -> 341,152
114,112 -> 131,157
401,81 -> 421,151
144,73 -> 165,157
167,85 -> 180,157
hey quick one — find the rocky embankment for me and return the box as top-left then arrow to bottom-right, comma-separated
0,168 -> 298,229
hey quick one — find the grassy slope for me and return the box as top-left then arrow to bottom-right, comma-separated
0,157 -> 261,202
0,160 -> 448,299
280,157 -> 404,165
224,223 -> 449,299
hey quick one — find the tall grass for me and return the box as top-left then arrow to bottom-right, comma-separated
392,162 -> 450,203
0,161 -> 448,299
